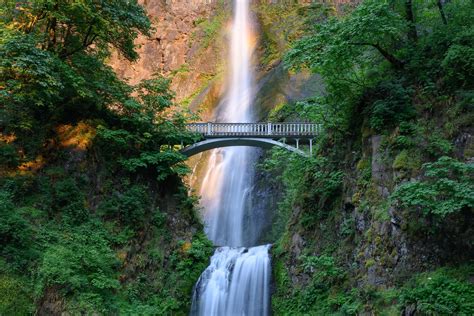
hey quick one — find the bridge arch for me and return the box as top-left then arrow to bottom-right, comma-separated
181,138 -> 307,158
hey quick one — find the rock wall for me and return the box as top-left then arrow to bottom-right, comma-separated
110,0 -> 229,113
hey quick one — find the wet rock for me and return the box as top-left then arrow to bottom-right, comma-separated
402,304 -> 417,316
291,232 -> 305,258
354,207 -> 366,232
371,135 -> 391,197
454,130 -> 473,161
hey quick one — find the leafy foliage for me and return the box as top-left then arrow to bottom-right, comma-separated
0,265 -> 34,315
262,149 -> 343,237
96,76 -> 198,181
365,80 -> 415,132
391,157 -> 474,218
400,266 -> 474,315
272,0 -> 474,314
284,0 -> 474,135
2,0 -> 150,60
0,1 -> 209,314
273,254 -> 361,315
285,0 -> 407,73
98,184 -> 150,226
0,192 -> 36,269
37,223 -> 121,313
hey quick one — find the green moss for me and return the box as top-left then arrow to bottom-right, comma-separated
274,259 -> 290,289
0,272 -> 34,315
170,63 -> 190,76
356,158 -> 370,171
365,258 -> 376,268
192,5 -> 228,50
373,202 -> 391,222
392,150 -> 421,176
254,3 -> 307,67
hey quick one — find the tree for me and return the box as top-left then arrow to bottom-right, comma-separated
2,0 -> 150,60
0,0 -> 151,161
285,1 -> 408,74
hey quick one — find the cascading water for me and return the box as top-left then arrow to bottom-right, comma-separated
198,0 -> 255,247
191,1 -> 271,315
191,246 -> 271,315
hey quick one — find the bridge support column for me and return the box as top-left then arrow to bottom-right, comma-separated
309,139 -> 313,156
295,139 -> 299,150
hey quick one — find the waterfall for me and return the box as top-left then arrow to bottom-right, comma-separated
198,0 -> 255,247
191,1 -> 271,315
191,246 -> 271,316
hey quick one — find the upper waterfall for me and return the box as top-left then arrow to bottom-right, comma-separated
198,0 -> 257,247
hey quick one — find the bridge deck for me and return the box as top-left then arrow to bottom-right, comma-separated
186,123 -> 322,139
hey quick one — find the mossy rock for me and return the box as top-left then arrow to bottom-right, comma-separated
356,158 -> 371,171
392,150 -> 421,171
365,258 -> 376,268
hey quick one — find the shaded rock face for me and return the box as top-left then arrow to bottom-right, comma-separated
254,63 -> 325,119
350,134 -> 474,286
109,0 -> 228,104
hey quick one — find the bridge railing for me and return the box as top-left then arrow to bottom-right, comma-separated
186,122 -> 322,137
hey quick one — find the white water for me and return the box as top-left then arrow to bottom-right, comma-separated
191,1 -> 271,315
191,245 -> 271,316
198,0 -> 255,247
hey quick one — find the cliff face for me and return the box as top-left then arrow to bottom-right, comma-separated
110,0 -> 228,119
269,129 -> 473,314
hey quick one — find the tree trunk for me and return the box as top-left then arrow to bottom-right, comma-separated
437,0 -> 448,25
405,0 -> 418,43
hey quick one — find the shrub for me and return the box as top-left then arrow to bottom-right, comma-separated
0,272 -> 34,315
0,192 -> 35,268
37,223 -> 120,313
441,32 -> 474,88
391,156 -> 474,218
0,142 -> 19,168
400,266 -> 474,315
98,185 -> 150,226
53,178 -> 88,223
367,81 -> 416,133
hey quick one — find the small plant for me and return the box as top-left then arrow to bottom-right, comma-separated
0,142 -> 19,168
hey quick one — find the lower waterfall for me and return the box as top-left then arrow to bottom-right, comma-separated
190,245 -> 271,316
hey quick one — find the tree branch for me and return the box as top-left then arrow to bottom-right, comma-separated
59,33 -> 98,59
350,42 -> 404,69
83,24 -> 94,47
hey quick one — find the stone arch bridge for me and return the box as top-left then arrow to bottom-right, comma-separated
181,123 -> 322,157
